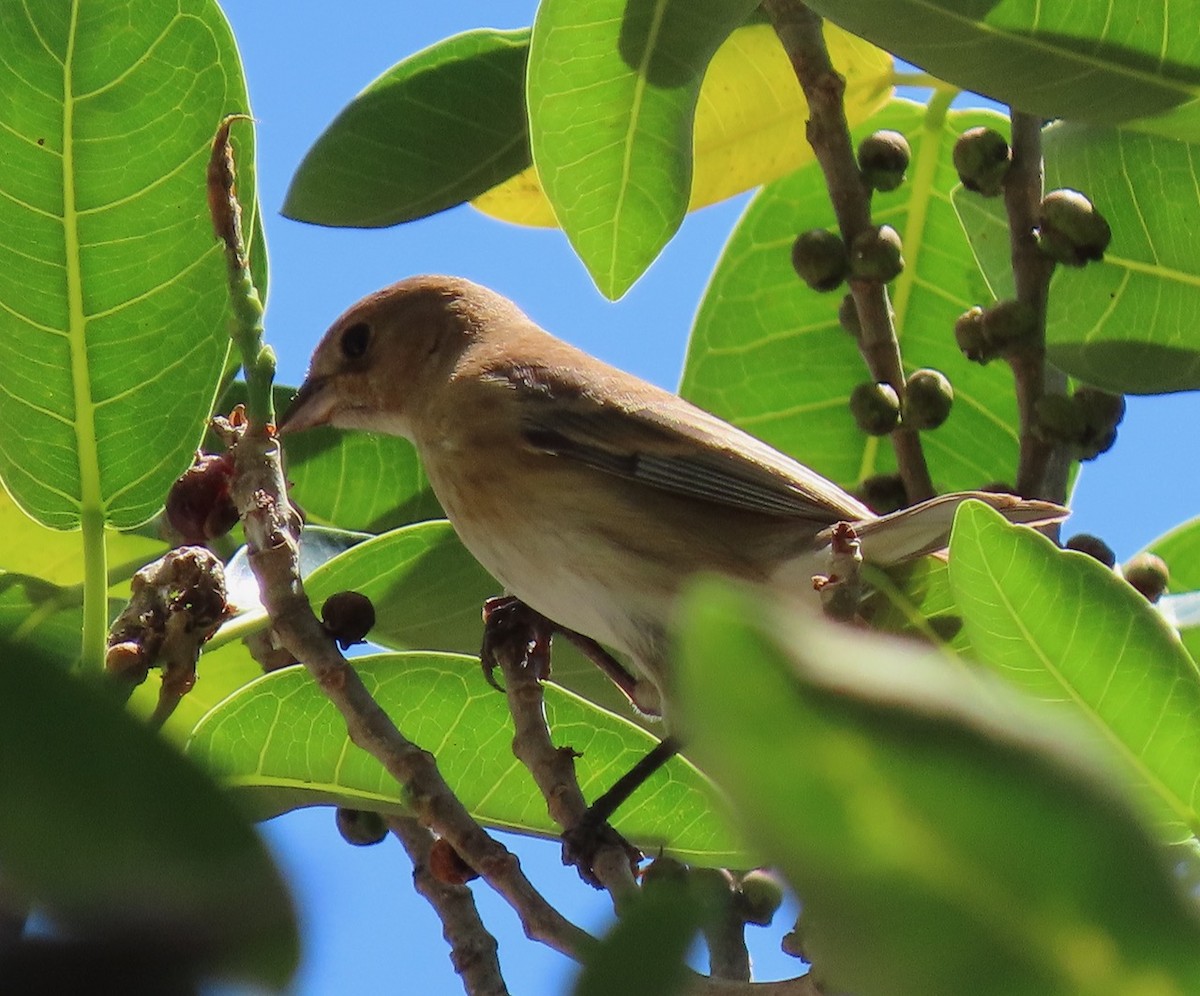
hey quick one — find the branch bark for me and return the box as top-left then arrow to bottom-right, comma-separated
390,816 -> 509,996
1002,111 -> 1071,505
762,0 -> 934,503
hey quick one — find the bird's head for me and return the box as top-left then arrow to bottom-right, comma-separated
279,274 -> 517,439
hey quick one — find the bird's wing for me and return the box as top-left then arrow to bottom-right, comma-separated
495,364 -> 870,523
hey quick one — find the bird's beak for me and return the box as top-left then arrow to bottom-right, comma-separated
278,375 -> 334,434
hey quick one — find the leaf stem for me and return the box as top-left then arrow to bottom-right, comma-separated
762,0 -> 935,502
79,507 -> 109,672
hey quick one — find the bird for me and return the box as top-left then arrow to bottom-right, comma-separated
280,274 -> 1062,717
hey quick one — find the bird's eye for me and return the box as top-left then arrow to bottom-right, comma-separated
340,321 -> 371,360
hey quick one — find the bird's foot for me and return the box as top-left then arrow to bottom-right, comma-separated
479,595 -> 554,691
561,815 -> 642,889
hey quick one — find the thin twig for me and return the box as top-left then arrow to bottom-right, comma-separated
389,816 -> 509,996
207,118 -> 594,964
1002,111 -> 1071,505
762,0 -> 934,503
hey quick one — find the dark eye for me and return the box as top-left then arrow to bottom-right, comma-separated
340,321 -> 371,360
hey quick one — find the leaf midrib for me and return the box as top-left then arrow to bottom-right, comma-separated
62,0 -> 108,669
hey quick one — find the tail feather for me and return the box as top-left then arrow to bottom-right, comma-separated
830,492 -> 1067,566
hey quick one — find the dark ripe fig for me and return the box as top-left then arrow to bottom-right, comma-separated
429,837 -> 480,885
336,807 -> 388,847
1064,533 -> 1117,569
1033,394 -> 1087,444
1038,189 -> 1112,266
857,129 -> 911,192
857,473 -> 908,515
791,229 -> 849,292
849,225 -> 904,282
850,381 -> 901,435
321,590 -> 376,649
953,127 -> 1011,196
165,452 -> 238,544
1074,386 -> 1126,435
904,368 -> 954,430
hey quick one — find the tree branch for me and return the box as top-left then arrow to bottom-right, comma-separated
1002,111 -> 1070,505
207,119 -> 594,965
389,816 -> 509,996
762,0 -> 934,503
486,607 -> 641,901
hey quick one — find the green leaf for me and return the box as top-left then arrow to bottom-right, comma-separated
0,649 -> 297,986
682,100 -> 1021,493
572,880 -> 698,996
282,420 -> 441,533
956,122 -> 1200,394
528,0 -> 760,298
283,29 -> 531,227
187,653 -> 746,864
0,487 -> 166,588
805,0 -> 1200,139
0,0 -> 262,529
476,19 -> 892,228
675,579 -> 1200,996
0,572 -> 91,670
1145,516 -> 1200,676
949,501 -> 1200,839
128,637 -> 265,745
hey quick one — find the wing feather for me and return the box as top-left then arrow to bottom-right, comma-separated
499,366 -> 870,523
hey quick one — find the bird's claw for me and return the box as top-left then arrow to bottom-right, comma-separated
561,814 -> 642,889
479,595 -> 553,691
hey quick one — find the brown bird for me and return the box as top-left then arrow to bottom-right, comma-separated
281,275 -> 1061,715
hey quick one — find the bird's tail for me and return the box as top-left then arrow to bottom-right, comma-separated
828,492 -> 1067,566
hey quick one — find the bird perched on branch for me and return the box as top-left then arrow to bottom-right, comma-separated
281,275 -> 1062,715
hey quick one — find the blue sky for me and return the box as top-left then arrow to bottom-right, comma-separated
218,2 -> 1200,992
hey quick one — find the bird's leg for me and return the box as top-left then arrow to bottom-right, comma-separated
562,735 -> 682,875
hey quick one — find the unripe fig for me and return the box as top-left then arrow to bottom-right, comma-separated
837,293 -> 861,337
850,381 -> 901,435
1064,533 -> 1116,569
903,368 -> 954,430
791,229 -> 849,292
641,855 -> 690,892
857,473 -> 908,515
857,130 -> 910,192
321,590 -> 376,650
954,306 -> 989,362
849,225 -> 904,282
1038,189 -> 1111,266
737,869 -> 786,927
981,299 -> 1038,349
689,866 -> 736,920
1034,394 -> 1087,444
953,127 -> 1011,196
336,807 -> 388,847
1123,552 -> 1169,603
